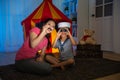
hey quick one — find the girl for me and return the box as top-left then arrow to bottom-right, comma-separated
15,18 -> 57,75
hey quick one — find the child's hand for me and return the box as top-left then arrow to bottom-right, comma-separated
36,56 -> 44,62
57,29 -> 62,39
43,25 -> 54,34
65,28 -> 71,36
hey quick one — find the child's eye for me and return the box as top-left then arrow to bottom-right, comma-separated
48,23 -> 50,25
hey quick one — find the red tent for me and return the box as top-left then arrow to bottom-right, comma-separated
21,0 -> 72,53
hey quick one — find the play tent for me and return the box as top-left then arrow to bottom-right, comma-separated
21,0 -> 72,53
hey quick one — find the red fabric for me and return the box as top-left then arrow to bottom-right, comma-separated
15,27 -> 48,60
82,35 -> 91,41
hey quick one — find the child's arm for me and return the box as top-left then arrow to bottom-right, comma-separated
66,28 -> 77,46
30,25 -> 54,48
36,45 -> 47,62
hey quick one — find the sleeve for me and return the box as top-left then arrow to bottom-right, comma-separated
29,27 -> 40,35
54,40 -> 59,48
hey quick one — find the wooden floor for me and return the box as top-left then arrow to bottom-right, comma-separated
95,51 -> 120,80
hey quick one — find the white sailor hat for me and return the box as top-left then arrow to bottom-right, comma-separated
58,22 -> 71,28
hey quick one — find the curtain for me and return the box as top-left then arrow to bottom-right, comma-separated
0,0 -> 43,53
53,0 -> 64,12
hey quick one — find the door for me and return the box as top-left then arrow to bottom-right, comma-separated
92,0 -> 113,51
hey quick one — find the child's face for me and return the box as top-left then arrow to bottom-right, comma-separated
46,20 -> 55,30
43,20 -> 55,31
59,28 -> 68,38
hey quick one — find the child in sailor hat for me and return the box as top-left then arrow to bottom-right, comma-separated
57,22 -> 71,33
46,22 -> 77,70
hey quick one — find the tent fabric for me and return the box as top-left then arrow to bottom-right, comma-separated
21,0 -> 72,53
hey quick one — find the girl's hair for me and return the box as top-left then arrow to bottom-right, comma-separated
36,18 -> 57,49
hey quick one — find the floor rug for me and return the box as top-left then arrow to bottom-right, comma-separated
0,58 -> 120,80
